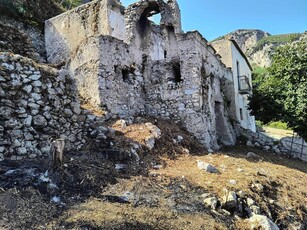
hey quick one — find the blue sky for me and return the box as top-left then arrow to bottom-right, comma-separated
120,0 -> 307,41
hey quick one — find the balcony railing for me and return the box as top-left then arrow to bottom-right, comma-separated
238,75 -> 251,94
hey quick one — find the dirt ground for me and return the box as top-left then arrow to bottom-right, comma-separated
0,118 -> 306,230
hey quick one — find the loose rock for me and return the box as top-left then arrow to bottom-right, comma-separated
249,214 -> 279,230
247,152 -> 260,160
197,160 -> 218,173
203,197 -> 218,210
222,189 -> 237,211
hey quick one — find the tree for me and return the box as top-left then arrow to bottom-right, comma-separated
249,40 -> 307,140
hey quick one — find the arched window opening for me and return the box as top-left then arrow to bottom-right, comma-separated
137,2 -> 161,37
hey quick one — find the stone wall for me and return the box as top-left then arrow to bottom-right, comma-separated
46,0 -> 237,149
240,127 -> 307,162
0,15 -> 45,63
0,53 -> 104,161
68,31 -> 236,149
45,0 -> 125,64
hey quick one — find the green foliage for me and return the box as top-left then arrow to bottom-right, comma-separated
0,0 -> 85,29
53,0 -> 83,10
252,66 -> 269,76
249,40 -> 307,140
249,65 -> 283,124
267,121 -> 290,130
255,120 -> 264,132
255,120 -> 264,127
252,33 -> 301,54
0,0 -> 64,29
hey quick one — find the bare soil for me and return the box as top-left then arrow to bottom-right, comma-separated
0,118 -> 306,230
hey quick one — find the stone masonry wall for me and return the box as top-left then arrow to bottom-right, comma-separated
0,53 -> 105,161
47,0 -> 237,149
0,15 -> 46,63
68,32 -> 236,149
240,127 -> 307,162
45,0 -> 125,64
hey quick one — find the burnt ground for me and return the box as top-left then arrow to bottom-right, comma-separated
0,118 -> 306,230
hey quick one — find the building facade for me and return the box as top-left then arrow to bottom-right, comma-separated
211,39 -> 256,132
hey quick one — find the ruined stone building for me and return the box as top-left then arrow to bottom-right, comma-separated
45,0 -> 255,149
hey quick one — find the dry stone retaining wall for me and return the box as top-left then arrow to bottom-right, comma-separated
240,127 -> 307,162
0,53 -> 105,161
0,15 -> 46,63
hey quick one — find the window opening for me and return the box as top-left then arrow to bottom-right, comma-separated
121,65 -> 135,84
137,3 -> 161,37
240,108 -> 243,120
172,62 -> 182,83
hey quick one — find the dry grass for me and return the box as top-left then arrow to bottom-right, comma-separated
54,144 -> 306,229
156,146 -> 307,228
111,122 -> 152,146
157,151 -> 307,198
1,118 -> 306,229
80,102 -> 106,117
110,118 -> 204,158
63,199 -> 227,230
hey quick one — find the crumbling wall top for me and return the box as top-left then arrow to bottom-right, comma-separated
125,0 -> 182,44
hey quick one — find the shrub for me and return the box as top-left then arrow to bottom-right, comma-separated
267,121 -> 290,130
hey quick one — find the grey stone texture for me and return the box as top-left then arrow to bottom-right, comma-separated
0,15 -> 46,63
0,53 -> 103,160
240,126 -> 307,162
46,0 -> 236,149
249,214 -> 280,230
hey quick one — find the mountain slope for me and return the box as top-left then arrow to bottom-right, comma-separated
213,29 -> 306,67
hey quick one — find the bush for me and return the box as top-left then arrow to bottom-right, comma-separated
267,121 -> 290,130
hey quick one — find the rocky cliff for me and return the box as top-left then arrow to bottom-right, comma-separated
213,29 -> 306,67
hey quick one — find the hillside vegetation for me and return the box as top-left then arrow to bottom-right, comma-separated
0,0 -> 85,29
251,33 -> 301,54
249,39 -> 307,140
